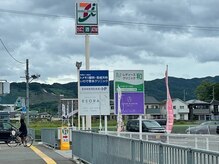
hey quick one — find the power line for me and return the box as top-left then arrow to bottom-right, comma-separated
0,38 -> 25,64
1,8 -> 219,32
0,8 -> 72,19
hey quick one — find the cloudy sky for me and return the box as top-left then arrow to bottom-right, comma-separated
1,0 -> 219,84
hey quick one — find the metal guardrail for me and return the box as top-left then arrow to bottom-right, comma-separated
102,131 -> 219,152
41,128 -> 59,148
28,128 -> 35,140
72,131 -> 219,164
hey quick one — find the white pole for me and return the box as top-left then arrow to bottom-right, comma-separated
82,116 -> 85,130
195,137 -> 198,149
77,65 -> 80,130
72,100 -> 74,128
206,138 -> 209,150
85,34 -> 92,130
117,86 -> 122,134
139,115 -> 142,140
99,95 -> 102,131
104,115 -> 107,134
99,115 -> 102,131
67,102 -> 70,127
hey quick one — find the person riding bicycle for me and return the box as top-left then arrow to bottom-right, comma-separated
19,118 -> 27,144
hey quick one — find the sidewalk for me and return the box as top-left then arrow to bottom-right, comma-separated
38,142 -> 78,163
55,149 -> 72,159
55,149 -> 81,164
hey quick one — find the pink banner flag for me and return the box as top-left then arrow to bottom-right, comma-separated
165,66 -> 174,133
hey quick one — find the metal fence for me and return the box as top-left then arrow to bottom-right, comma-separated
41,128 -> 59,148
102,131 -> 219,152
72,131 -> 219,164
28,128 -> 35,140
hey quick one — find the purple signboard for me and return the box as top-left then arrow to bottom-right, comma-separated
115,92 -> 144,115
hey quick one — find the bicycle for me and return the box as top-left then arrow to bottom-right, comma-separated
6,128 -> 33,147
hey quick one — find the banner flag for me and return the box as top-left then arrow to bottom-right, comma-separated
117,86 -> 124,132
165,65 -> 174,133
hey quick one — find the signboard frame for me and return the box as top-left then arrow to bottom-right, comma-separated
79,70 -> 110,116
75,1 -> 99,35
114,70 -> 145,115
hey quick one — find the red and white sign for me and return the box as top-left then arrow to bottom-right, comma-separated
75,2 -> 98,35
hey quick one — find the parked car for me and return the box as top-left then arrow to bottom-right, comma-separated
126,119 -> 166,133
0,122 -> 17,142
126,119 -> 166,142
154,119 -> 166,128
185,121 -> 219,134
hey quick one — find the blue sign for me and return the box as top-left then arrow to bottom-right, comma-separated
80,70 -> 109,86
22,106 -> 26,113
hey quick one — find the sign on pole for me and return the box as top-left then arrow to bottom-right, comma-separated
0,82 -> 10,95
0,83 -> 2,95
3,82 -> 10,94
79,70 -> 110,115
114,70 -> 145,115
75,1 -> 98,35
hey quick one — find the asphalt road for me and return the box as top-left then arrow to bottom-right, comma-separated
0,143 -> 76,164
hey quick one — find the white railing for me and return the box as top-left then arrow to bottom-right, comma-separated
100,131 -> 219,152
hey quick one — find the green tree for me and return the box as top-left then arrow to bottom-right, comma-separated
212,83 -> 219,100
195,81 -> 213,101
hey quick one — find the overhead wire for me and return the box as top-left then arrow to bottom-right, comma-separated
0,38 -> 25,64
0,8 -> 219,31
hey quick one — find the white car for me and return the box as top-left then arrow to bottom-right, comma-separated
185,121 -> 219,134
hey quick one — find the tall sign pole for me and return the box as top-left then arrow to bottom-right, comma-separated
85,35 -> 91,129
75,1 -> 98,130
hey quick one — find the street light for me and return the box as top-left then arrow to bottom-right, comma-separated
76,61 -> 82,130
25,59 -> 40,127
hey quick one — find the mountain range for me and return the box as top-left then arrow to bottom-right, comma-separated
1,76 -> 219,114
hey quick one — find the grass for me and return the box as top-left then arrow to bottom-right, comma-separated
30,120 -> 63,140
28,119 -> 196,139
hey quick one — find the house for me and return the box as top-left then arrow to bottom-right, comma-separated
209,99 -> 219,120
0,104 -> 15,112
39,112 -> 51,119
186,99 -> 211,120
160,98 -> 189,120
145,96 -> 162,119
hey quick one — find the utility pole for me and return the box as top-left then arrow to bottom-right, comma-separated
26,59 -> 30,127
213,86 -> 215,100
183,89 -> 186,102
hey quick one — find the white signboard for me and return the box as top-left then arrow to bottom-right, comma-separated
0,83 -> 2,95
79,70 -> 110,115
3,82 -> 10,94
0,82 -> 10,94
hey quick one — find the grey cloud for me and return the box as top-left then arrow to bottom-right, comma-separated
1,0 -> 219,83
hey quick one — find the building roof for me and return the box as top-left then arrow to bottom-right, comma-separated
210,99 -> 219,105
186,99 -> 209,104
145,96 -> 160,104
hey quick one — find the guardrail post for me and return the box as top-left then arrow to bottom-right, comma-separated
159,143 -> 163,164
206,138 -> 209,151
167,134 -> 169,144
195,137 -> 198,149
140,140 -> 143,164
91,133 -> 94,164
187,148 -> 192,164
131,140 -> 135,164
